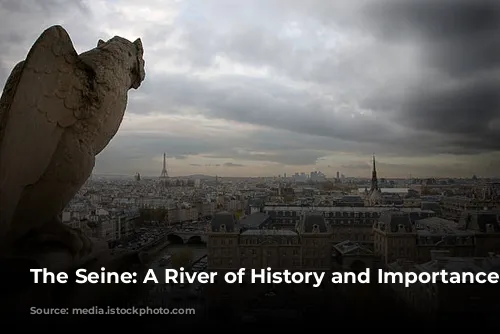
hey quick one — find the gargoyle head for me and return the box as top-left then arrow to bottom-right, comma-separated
97,37 -> 146,89
130,38 -> 145,89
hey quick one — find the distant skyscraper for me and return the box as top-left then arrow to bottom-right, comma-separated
336,171 -> 340,180
160,152 -> 169,179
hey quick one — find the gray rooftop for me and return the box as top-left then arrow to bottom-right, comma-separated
297,212 -> 329,233
241,212 -> 270,228
210,211 -> 238,232
339,195 -> 364,202
241,229 -> 298,236
378,211 -> 416,233
415,217 -> 473,236
421,202 -> 441,214
462,211 -> 500,233
264,206 -> 434,214
334,240 -> 373,255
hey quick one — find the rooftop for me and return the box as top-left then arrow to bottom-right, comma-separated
415,217 -> 472,236
300,213 -> 328,233
334,240 -> 373,255
240,212 -> 270,228
264,206 -> 434,214
241,229 -> 298,236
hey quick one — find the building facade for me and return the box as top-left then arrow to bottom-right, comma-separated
386,251 -> 500,317
374,210 -> 500,266
263,205 -> 434,246
206,211 -> 335,307
207,211 -> 332,272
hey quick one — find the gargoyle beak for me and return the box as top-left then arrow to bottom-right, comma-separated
131,80 -> 141,89
131,57 -> 145,89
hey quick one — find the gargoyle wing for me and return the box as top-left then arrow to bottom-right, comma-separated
0,25 -> 92,235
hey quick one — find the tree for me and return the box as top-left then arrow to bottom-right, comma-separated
171,248 -> 194,271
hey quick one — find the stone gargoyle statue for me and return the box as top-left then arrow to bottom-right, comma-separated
0,25 -> 145,274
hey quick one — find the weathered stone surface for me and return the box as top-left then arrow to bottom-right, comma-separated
0,25 -> 145,265
0,25 -> 146,313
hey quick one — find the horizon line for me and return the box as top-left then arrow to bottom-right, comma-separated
91,173 -> 498,180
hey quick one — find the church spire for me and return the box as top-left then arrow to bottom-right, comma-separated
371,154 -> 378,191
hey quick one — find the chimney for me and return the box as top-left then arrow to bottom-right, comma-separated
486,224 -> 495,233
430,250 -> 450,261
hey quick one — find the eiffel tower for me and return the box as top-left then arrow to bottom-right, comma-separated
160,152 -> 168,179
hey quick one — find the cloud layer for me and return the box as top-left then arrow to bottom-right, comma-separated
1,0 -> 499,177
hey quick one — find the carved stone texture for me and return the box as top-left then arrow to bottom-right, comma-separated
0,25 -> 145,270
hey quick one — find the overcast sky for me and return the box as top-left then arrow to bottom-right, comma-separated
1,0 -> 499,178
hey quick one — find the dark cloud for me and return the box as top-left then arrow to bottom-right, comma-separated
1,0 -> 499,176
367,0 -> 500,76
103,129 -> 332,166
358,0 -> 500,158
0,0 -> 89,15
223,162 -> 244,167
135,74 -> 401,146
106,133 -> 231,159
134,72 -> 497,158
399,77 -> 500,140
207,149 -> 326,166
0,0 -> 94,87
341,163 -> 371,170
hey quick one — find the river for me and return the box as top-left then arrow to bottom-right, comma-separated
139,243 -> 208,317
149,244 -> 207,278
163,244 -> 207,262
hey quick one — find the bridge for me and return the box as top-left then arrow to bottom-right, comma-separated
167,230 -> 207,244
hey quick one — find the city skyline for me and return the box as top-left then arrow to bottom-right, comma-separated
1,0 -> 499,178
92,153 -> 491,180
